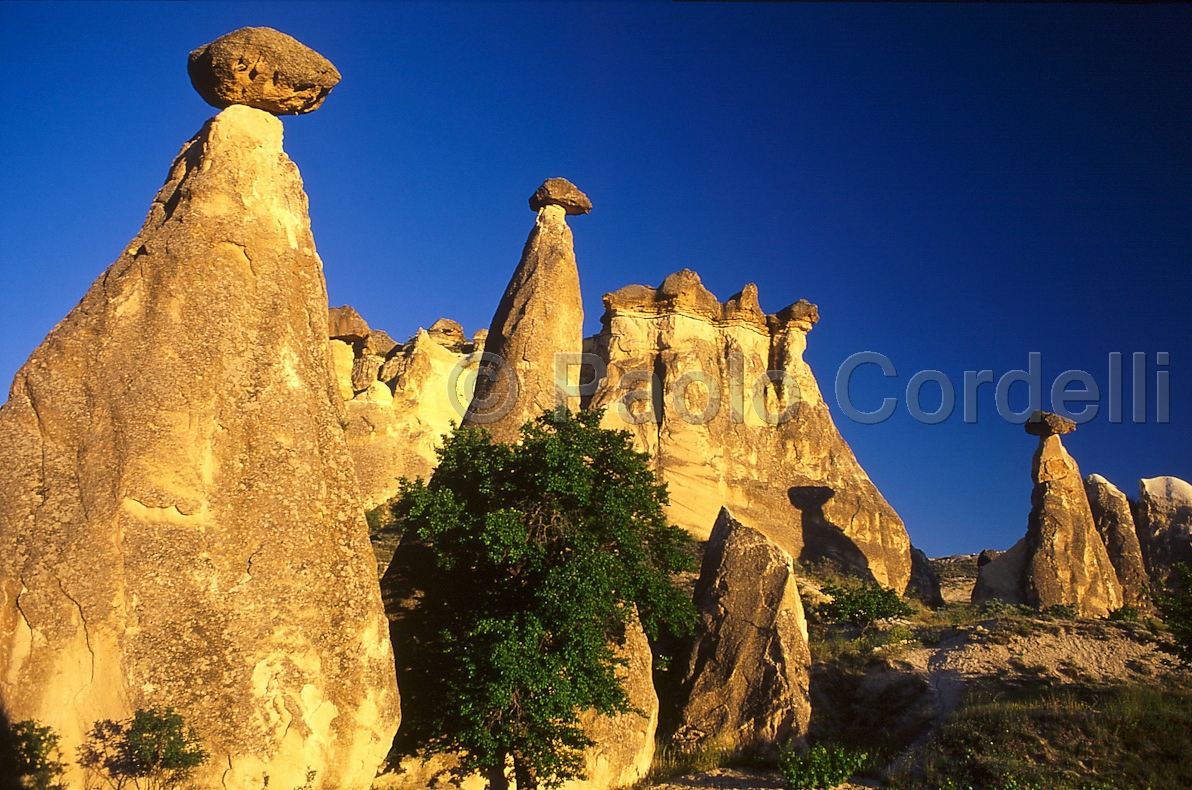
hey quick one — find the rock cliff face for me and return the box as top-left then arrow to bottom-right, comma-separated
671,508 -> 811,756
1085,474 -> 1151,610
330,315 -> 478,509
0,105 -> 398,789
463,179 -> 588,444
587,270 -> 913,592
1135,476 -> 1192,585
973,413 -> 1122,617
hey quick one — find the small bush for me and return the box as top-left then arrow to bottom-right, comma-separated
817,581 -> 914,635
79,707 -> 207,790
1041,603 -> 1077,620
1108,604 -> 1141,622
778,743 -> 867,789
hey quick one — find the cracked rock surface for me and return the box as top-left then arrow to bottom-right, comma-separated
670,508 -> 812,756
0,105 -> 398,789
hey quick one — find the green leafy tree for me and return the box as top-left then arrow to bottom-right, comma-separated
1153,562 -> 1192,663
79,707 -> 207,790
3,719 -> 67,790
778,743 -> 868,789
817,580 -> 914,636
390,409 -> 696,790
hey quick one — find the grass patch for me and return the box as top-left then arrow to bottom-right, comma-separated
639,737 -> 738,786
888,682 -> 1192,789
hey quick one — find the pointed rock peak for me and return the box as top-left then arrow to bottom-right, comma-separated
529,177 -> 592,215
189,27 -> 341,115
1026,410 -> 1076,437
329,305 -> 370,342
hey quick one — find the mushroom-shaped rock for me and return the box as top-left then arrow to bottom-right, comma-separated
529,177 -> 592,215
188,27 -> 341,115
1025,410 -> 1076,437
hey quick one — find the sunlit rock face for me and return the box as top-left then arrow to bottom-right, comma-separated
0,105 -> 398,789
1135,475 -> 1192,586
1085,474 -> 1152,611
330,315 -> 480,510
463,180 -> 589,444
973,413 -> 1123,617
586,269 -> 914,593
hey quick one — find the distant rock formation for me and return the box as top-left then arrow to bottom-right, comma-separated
330,313 -> 480,509
188,27 -> 342,114
1135,476 -> 1192,585
973,412 -> 1122,617
463,178 -> 588,443
587,269 -> 915,592
671,508 -> 811,757
1085,474 -> 1152,610
0,101 -> 398,789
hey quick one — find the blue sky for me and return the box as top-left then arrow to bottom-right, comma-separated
1,2 -> 1188,557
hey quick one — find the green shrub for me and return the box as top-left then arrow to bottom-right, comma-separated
817,581 -> 914,635
6,719 -> 66,790
1153,562 -> 1192,663
79,707 -> 208,790
778,743 -> 867,789
1108,604 -> 1141,622
1041,603 -> 1077,620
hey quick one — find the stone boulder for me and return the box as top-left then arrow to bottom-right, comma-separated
907,547 -> 945,607
972,413 -> 1122,617
330,304 -> 372,342
671,508 -> 811,756
977,549 -> 1002,568
0,105 -> 398,789
1085,474 -> 1152,610
464,179 -> 586,443
188,27 -> 342,114
530,177 -> 593,215
1135,476 -> 1192,585
587,269 -> 914,592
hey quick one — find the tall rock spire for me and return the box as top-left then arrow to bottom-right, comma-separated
463,178 -> 589,443
0,32 -> 397,790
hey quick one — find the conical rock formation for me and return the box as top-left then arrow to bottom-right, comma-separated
1135,476 -> 1192,585
671,508 -> 811,756
463,179 -> 587,443
974,412 -> 1122,617
587,270 -> 914,592
0,105 -> 398,789
1085,474 -> 1151,610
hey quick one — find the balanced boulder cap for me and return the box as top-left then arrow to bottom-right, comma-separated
189,27 -> 341,115
1025,409 -> 1076,437
529,177 -> 592,215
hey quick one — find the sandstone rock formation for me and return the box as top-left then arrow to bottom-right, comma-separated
331,317 -> 480,509
188,27 -> 342,115
586,269 -> 915,593
973,412 -> 1122,617
908,547 -> 945,607
671,508 -> 811,756
977,549 -> 1002,568
463,179 -> 588,443
0,105 -> 398,789
1135,475 -> 1192,585
1085,474 -> 1152,610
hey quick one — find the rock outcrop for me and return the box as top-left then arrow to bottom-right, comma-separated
1085,474 -> 1152,610
907,547 -> 945,607
188,27 -> 342,115
587,269 -> 914,592
1135,476 -> 1192,585
0,104 -> 398,789
331,317 -> 480,509
463,179 -> 588,443
973,412 -> 1122,617
671,508 -> 811,756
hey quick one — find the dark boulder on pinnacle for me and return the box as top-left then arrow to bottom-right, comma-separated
188,26 -> 342,115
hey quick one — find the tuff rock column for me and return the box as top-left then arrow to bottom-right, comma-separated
0,29 -> 396,790
464,178 -> 589,443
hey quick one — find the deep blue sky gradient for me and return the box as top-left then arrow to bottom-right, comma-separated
1,2 -> 1189,557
